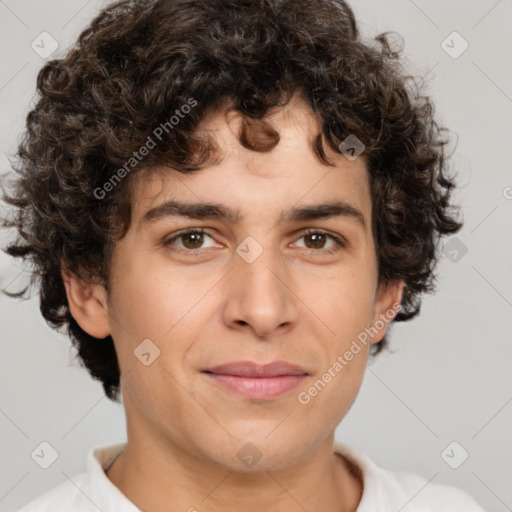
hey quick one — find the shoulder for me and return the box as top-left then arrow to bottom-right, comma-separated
12,473 -> 92,512
372,465 -> 485,511
334,442 -> 486,511
12,442 -> 128,512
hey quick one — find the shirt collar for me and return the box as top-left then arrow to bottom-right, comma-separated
333,440 -> 382,510
86,441 -> 141,511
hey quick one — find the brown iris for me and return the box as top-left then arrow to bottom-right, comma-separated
304,232 -> 328,249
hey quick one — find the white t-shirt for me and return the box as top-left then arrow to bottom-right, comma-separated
13,441 -> 485,511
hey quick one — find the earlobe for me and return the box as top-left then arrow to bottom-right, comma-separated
61,265 -> 111,339
370,279 -> 405,344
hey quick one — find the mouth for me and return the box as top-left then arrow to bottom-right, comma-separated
202,361 -> 309,400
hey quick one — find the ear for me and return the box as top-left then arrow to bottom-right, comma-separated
369,279 -> 405,344
61,264 -> 111,339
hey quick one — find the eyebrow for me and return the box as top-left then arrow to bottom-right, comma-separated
140,199 -> 366,229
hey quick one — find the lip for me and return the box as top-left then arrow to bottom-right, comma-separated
202,361 -> 309,400
205,360 -> 308,377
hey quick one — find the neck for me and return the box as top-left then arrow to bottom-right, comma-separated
106,433 -> 363,512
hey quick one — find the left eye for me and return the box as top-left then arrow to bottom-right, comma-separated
293,229 -> 346,252
163,228 -> 345,253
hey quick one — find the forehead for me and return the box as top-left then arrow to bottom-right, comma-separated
131,94 -> 372,229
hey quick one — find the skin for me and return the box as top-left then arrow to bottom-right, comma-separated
62,93 -> 404,512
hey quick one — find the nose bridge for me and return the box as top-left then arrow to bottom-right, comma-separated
224,234 -> 296,336
236,234 -> 288,304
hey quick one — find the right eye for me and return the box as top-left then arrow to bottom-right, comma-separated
163,228 -> 219,252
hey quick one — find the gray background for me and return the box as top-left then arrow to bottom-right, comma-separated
1,0 -> 511,510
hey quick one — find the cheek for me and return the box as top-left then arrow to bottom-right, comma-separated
107,260 -> 220,393
121,358 -> 194,440
295,343 -> 369,434
109,251 -> 205,341
299,267 -> 375,401
305,267 -> 376,336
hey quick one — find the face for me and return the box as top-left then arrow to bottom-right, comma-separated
71,93 -> 402,472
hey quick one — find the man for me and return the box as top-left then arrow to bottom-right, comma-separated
1,0 -> 485,510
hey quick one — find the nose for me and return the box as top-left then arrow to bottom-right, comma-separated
222,239 -> 299,339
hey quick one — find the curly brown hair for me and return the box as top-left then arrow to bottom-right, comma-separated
1,0 -> 461,402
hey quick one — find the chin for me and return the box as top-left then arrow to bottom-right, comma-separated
202,430 -> 321,473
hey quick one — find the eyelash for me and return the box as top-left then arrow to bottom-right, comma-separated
163,228 -> 346,255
